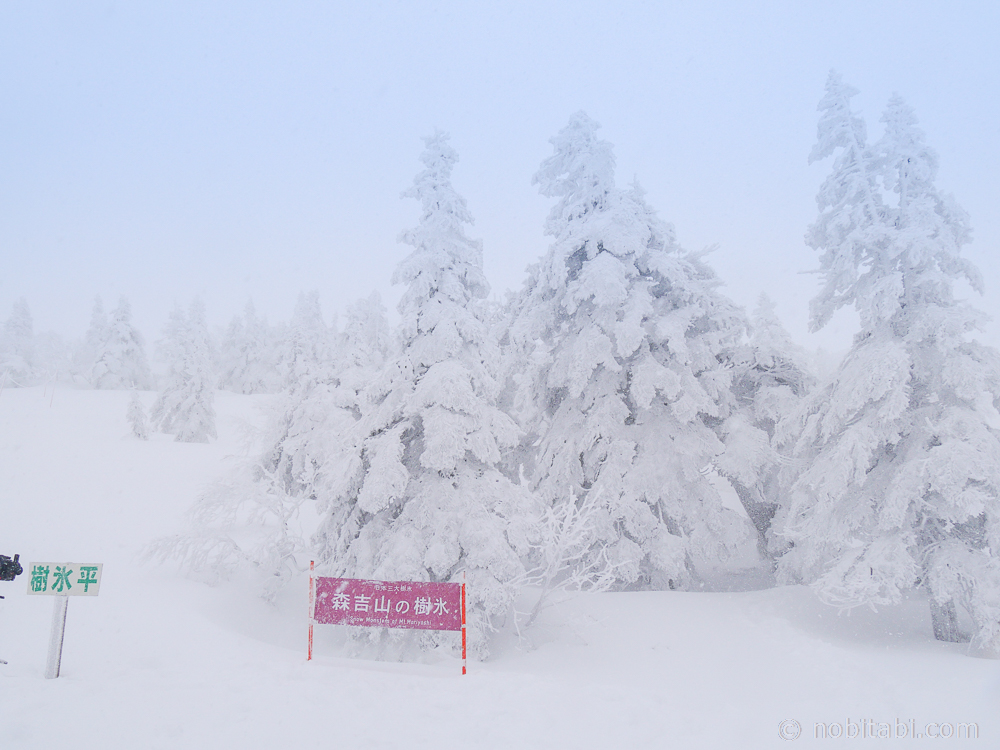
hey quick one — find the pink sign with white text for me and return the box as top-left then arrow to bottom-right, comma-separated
313,576 -> 462,631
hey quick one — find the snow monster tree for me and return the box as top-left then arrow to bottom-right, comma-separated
779,73 -> 1000,654
312,132 -> 531,656
503,112 -> 757,592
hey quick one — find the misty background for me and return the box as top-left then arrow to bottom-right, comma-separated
2,1 -> 997,356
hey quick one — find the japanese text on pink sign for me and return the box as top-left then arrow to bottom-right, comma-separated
314,577 -> 462,632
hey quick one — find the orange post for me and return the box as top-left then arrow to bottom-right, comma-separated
308,560 -> 315,661
461,572 -> 467,675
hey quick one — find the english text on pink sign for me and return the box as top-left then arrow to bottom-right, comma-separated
314,577 -> 462,632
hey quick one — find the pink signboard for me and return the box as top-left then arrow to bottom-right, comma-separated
313,576 -> 463,632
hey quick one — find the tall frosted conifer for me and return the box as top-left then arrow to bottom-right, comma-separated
74,296 -> 107,382
779,75 -> 1000,653
85,297 -> 107,353
151,300 -> 217,443
803,73 -> 892,332
127,388 -> 149,440
219,300 -> 279,394
505,113 -> 755,591
1,298 -> 35,384
91,296 -> 153,390
314,133 -> 529,655
279,291 -> 334,393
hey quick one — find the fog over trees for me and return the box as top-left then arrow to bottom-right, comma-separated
8,74 -> 1000,656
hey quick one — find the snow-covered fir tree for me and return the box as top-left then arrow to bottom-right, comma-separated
266,293 -> 346,494
91,296 -> 153,390
218,313 -> 246,391
73,296 -> 107,383
151,300 -> 217,443
219,300 -> 280,394
310,133 -> 531,655
277,291 -> 335,393
778,75 -> 1000,654
86,296 -> 108,352
127,388 -> 149,440
339,292 -> 391,378
802,73 -> 892,333
503,112 -> 756,592
1,298 -> 36,385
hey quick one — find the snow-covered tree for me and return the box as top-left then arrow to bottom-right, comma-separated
85,296 -> 108,352
311,133 -> 531,655
804,72 -> 892,333
277,291 -> 334,393
91,297 -> 153,390
339,292 -> 391,377
127,389 -> 149,440
725,294 -> 814,557
1,298 -> 36,385
219,300 -> 280,394
73,296 -> 107,382
151,300 -> 217,443
778,76 -> 1000,654
503,112 -> 756,592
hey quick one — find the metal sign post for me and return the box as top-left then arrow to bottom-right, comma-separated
27,562 -> 103,679
307,560 -> 315,662
45,596 -> 69,679
461,571 -> 467,676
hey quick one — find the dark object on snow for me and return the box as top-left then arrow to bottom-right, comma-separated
0,554 -> 22,583
0,553 -> 17,664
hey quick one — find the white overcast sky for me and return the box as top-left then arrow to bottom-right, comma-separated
2,1 -> 998,356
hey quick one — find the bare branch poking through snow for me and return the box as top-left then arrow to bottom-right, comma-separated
519,488 -> 622,628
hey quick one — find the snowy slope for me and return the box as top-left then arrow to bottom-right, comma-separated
1,386 -> 997,749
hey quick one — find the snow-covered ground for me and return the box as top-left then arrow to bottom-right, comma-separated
1,386 -> 997,749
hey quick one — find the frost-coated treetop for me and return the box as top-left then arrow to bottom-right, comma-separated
529,112 -> 668,296
875,95 -> 982,310
394,131 -> 490,364
534,112 -> 617,233
807,73 -> 982,336
807,71 -> 890,332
